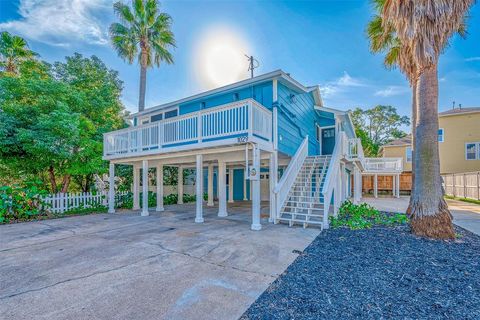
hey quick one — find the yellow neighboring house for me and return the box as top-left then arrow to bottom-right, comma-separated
381,107 -> 480,175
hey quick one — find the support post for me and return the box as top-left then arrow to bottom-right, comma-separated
207,163 -> 214,206
243,171 -> 248,201
374,174 -> 378,198
353,166 -> 360,204
156,164 -> 164,211
141,160 -> 149,216
218,161 -> 227,217
392,175 -> 396,198
178,166 -> 184,204
133,166 -> 140,210
269,151 -> 278,223
396,174 -> 400,198
108,162 -> 115,214
251,145 -> 261,231
195,155 -> 204,223
228,167 -> 234,203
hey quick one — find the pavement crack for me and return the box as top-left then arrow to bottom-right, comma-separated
0,251 -> 167,300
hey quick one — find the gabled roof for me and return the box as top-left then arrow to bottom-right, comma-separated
130,69 -> 324,118
439,107 -> 480,117
382,134 -> 412,148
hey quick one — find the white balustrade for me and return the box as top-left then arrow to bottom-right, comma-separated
363,158 -> 403,172
104,99 -> 272,158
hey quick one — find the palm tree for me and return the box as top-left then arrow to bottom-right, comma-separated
0,32 -> 37,74
109,0 -> 175,112
382,0 -> 474,239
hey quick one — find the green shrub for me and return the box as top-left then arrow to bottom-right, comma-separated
0,181 -> 48,223
116,191 -> 198,209
330,200 -> 408,230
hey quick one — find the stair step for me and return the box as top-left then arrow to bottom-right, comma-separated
280,212 -> 323,218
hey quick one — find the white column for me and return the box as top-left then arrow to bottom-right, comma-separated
374,174 -> 378,198
243,171 -> 248,201
156,164 -> 164,212
108,162 -> 115,214
195,155 -> 204,223
133,166 -> 140,210
251,145 -> 261,231
392,175 -> 396,198
396,174 -> 400,198
177,166 -> 184,204
218,161 -> 227,217
353,166 -> 360,204
207,163 -> 214,206
141,160 -> 149,216
269,151 -> 278,223
228,167 -> 234,203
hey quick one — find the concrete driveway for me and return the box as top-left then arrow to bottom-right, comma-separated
0,202 -> 320,320
363,196 -> 480,235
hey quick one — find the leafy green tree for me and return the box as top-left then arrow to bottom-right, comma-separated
0,31 -> 37,74
0,53 -> 126,193
109,0 -> 176,111
349,105 -> 409,156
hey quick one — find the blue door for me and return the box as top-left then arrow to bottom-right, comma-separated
321,127 -> 335,155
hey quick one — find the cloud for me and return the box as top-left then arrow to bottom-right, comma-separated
374,85 -> 409,97
0,0 -> 111,47
320,71 -> 366,97
465,57 -> 480,62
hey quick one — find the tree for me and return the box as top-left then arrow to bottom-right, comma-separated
382,0 -> 474,239
0,52 -> 126,193
349,105 -> 410,156
109,0 -> 176,112
0,31 -> 37,74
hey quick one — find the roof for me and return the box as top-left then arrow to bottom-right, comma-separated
130,69 -> 324,118
382,134 -> 412,148
439,107 -> 480,117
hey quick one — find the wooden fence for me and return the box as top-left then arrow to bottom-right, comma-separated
442,171 -> 480,200
362,173 -> 412,194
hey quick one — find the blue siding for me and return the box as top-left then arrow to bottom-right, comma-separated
179,82 -> 273,115
277,83 -> 335,156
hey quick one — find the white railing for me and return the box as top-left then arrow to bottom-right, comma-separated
42,191 -> 129,214
104,99 -> 272,158
344,136 -> 364,161
321,132 -> 343,228
363,158 -> 403,172
273,136 -> 309,219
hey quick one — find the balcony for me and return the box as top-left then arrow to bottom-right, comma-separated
363,158 -> 403,173
103,99 -> 273,160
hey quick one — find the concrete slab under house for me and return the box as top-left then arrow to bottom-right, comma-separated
103,70 -> 402,231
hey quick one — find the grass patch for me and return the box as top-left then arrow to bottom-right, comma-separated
330,200 -> 408,230
445,195 -> 480,206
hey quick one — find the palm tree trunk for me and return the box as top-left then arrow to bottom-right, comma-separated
138,63 -> 147,112
410,64 -> 454,239
407,82 -> 417,217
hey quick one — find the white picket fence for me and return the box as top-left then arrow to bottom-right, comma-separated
42,191 -> 130,214
442,171 -> 480,200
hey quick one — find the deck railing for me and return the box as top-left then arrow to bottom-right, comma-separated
363,157 -> 403,172
104,99 -> 272,158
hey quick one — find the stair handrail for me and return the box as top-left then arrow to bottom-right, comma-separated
321,133 -> 343,227
273,136 -> 309,218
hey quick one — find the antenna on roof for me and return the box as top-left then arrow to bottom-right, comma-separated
245,55 -> 259,78
452,101 -> 455,109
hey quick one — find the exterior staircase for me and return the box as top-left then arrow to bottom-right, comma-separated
277,155 -> 331,229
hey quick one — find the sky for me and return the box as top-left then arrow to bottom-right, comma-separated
0,0 -> 479,119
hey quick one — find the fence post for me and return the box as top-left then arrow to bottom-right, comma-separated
477,172 -> 480,201
452,174 -> 456,198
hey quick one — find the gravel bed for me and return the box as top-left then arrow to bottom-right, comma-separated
241,226 -> 480,320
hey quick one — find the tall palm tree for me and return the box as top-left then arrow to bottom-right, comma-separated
109,0 -> 175,112
382,0 -> 474,239
0,32 -> 37,74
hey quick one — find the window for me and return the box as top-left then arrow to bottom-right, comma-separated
233,92 -> 240,101
406,147 -> 412,162
151,113 -> 163,122
140,117 -> 150,125
165,109 -> 178,119
466,143 -> 479,160
438,128 -> 444,142
201,102 -> 206,109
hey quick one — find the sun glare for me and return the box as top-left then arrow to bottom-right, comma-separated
193,25 -> 251,89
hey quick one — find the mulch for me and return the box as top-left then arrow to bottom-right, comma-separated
240,225 -> 480,320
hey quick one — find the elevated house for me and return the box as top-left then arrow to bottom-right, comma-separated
103,70 -> 399,230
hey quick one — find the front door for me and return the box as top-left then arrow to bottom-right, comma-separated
321,127 -> 335,155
